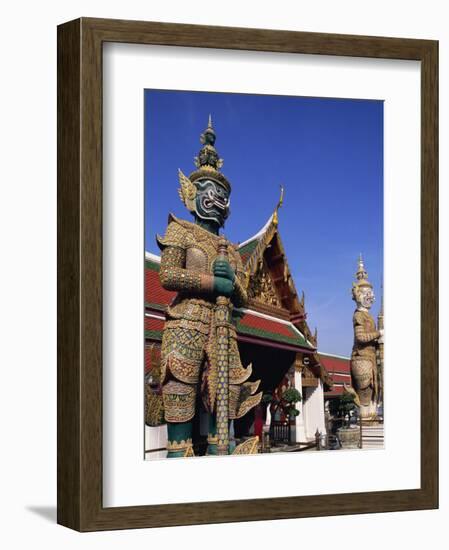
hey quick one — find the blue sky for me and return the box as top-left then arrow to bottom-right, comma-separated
144,89 -> 383,357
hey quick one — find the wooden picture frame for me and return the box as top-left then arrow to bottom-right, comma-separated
57,17 -> 438,531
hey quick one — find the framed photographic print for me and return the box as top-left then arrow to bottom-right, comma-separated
57,17 -> 438,531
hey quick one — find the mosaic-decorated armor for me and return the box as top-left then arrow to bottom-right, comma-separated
157,117 -> 262,457
348,255 -> 383,419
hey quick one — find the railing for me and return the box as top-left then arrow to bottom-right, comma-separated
270,420 -> 291,444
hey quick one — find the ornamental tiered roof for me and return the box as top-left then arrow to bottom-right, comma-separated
319,352 -> 351,397
238,239 -> 260,265
235,310 -> 311,350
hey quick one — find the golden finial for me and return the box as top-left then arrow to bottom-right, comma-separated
272,185 -> 284,226
196,114 -> 225,172
356,253 -> 368,281
352,253 -> 373,300
278,185 -> 284,209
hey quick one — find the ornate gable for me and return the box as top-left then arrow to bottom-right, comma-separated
248,259 -> 282,307
242,223 -> 302,317
236,207 -> 331,388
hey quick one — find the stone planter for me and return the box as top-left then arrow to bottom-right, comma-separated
337,426 -> 360,449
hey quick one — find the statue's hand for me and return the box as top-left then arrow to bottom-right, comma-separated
378,329 -> 384,344
213,259 -> 235,282
213,276 -> 234,297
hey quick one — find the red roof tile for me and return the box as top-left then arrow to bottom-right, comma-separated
319,354 -> 351,374
325,384 -> 345,396
238,238 -> 260,265
145,316 -> 165,332
236,312 -> 312,349
330,373 -> 352,384
145,262 -> 176,308
239,313 -> 295,338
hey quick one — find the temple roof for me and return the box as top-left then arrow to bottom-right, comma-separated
235,309 -> 311,350
237,212 -> 333,389
238,215 -> 274,265
319,352 -> 351,397
318,352 -> 351,374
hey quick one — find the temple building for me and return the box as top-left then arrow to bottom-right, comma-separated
145,205 -> 336,458
321,353 -> 352,401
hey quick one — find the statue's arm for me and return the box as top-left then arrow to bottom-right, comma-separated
159,246 -> 214,293
354,312 -> 380,343
157,222 -> 214,293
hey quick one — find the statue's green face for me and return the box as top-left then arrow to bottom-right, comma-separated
194,178 -> 230,228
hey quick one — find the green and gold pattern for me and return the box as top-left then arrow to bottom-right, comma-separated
157,215 -> 262,456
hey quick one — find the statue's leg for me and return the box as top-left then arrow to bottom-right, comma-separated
206,414 -> 218,455
166,421 -> 193,458
161,327 -> 206,458
163,380 -> 196,457
352,358 -> 375,419
372,360 -> 379,404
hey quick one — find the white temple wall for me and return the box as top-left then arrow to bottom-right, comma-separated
145,424 -> 168,460
315,381 -> 326,435
293,369 -> 307,442
301,380 -> 326,441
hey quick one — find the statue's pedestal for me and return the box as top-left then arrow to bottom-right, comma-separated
361,421 -> 384,449
360,401 -> 378,420
337,426 -> 360,449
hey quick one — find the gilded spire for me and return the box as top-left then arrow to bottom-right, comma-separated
194,114 -> 224,172
356,253 -> 368,281
272,185 -> 284,226
352,253 -> 373,301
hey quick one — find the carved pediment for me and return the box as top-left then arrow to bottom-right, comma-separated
302,365 -> 319,387
248,260 -> 282,307
302,366 -> 317,379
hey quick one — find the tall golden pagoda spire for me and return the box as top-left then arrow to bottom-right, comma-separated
193,114 -> 224,173
352,253 -> 373,302
356,253 -> 369,281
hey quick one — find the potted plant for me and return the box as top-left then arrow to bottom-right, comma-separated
338,392 -> 356,427
264,387 -> 302,445
336,393 -> 360,449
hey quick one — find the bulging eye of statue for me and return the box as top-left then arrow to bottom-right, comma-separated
194,178 -> 230,226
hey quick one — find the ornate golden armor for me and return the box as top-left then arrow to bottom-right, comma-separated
157,214 -> 261,424
347,255 -> 382,419
351,309 -> 380,407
